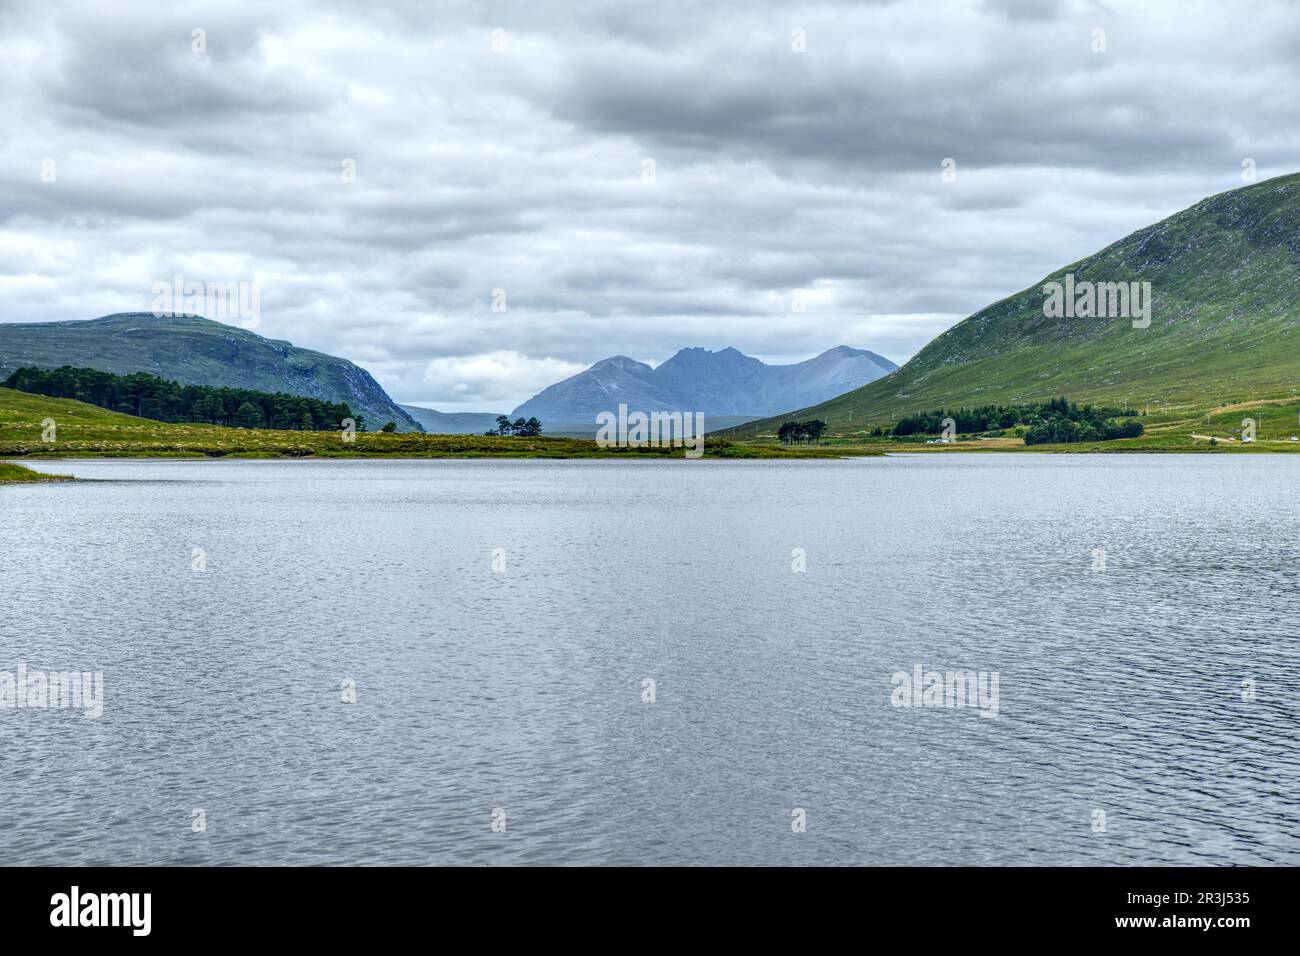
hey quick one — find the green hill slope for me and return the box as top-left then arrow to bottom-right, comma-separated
728,172 -> 1300,438
0,313 -> 420,432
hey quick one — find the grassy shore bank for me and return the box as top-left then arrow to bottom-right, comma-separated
0,461 -> 72,482
0,388 -> 858,460
13,385 -> 1298,461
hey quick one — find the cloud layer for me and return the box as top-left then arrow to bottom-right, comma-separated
2,0 -> 1298,410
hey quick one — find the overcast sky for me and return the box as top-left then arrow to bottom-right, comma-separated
2,1 -> 1298,411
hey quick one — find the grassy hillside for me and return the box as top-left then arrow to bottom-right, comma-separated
0,388 -> 851,460
727,172 -> 1300,439
0,312 -> 420,432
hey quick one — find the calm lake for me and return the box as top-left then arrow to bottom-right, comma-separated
2,455 -> 1297,865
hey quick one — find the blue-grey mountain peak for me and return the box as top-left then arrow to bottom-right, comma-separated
512,345 -> 898,422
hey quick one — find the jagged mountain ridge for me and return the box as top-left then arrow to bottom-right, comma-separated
512,345 -> 898,421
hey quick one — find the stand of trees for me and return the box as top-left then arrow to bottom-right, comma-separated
3,366 -> 361,431
874,397 -> 1143,444
1023,415 -> 1143,445
778,419 -> 827,444
487,415 -> 543,437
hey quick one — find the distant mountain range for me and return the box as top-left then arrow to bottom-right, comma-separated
0,313 -> 420,432
0,312 -> 899,438
511,345 -> 898,424
399,405 -> 502,435
726,172 -> 1300,438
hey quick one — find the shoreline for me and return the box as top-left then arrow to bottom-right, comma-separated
9,443 -> 1299,468
0,461 -> 73,483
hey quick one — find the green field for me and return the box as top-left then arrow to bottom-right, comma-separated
0,388 -> 855,460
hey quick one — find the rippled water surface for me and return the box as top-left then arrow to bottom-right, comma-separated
2,455 -> 1298,865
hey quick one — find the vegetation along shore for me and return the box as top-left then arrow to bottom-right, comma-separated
0,388 -> 856,461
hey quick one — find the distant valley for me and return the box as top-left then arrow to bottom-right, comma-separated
0,312 -> 897,439
398,405 -> 502,435
7,174 -> 1300,454
404,346 -> 898,435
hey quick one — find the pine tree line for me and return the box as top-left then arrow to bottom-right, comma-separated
3,366 -> 362,431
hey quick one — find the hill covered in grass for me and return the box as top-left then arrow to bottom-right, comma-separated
0,313 -> 420,432
726,172 -> 1300,438
5,365 -> 356,431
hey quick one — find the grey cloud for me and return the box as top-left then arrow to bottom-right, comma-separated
1,0 -> 1297,411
